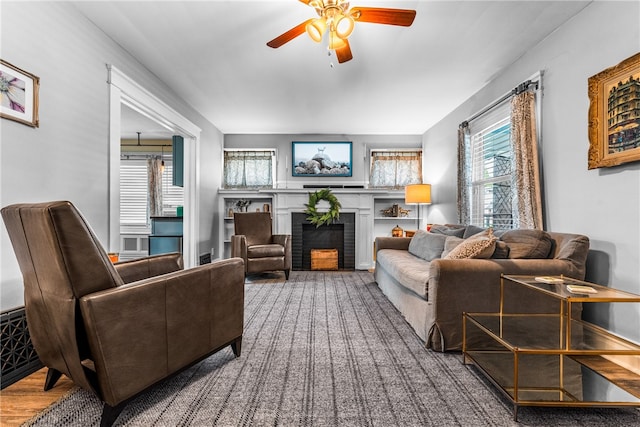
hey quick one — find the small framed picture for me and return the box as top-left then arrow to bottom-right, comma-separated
1,59 -> 40,127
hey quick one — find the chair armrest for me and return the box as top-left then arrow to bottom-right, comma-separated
375,237 -> 411,253
272,234 -> 292,270
231,235 -> 248,267
79,257 -> 245,406
114,252 -> 183,284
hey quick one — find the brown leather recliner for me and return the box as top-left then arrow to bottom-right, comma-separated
1,201 -> 245,427
231,212 -> 291,279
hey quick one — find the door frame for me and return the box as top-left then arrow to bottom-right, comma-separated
107,65 -> 201,267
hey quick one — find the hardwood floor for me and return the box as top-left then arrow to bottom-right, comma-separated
0,368 -> 75,426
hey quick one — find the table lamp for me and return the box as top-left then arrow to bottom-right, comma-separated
405,184 -> 432,229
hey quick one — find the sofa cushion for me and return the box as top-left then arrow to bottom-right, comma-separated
376,249 -> 431,299
444,229 -> 496,259
500,229 -> 553,259
408,230 -> 447,261
429,224 -> 465,238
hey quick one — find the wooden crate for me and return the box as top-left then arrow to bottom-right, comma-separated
311,249 -> 338,270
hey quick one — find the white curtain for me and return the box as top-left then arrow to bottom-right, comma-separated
370,151 -> 422,188
224,150 -> 273,188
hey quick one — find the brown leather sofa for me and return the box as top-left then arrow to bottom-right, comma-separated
1,201 -> 245,426
232,212 -> 292,279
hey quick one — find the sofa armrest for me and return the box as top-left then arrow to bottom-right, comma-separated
375,237 -> 412,253
427,258 -> 581,351
79,257 -> 245,406
114,252 -> 183,284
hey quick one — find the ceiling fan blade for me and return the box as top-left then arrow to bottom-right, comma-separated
350,7 -> 416,26
335,40 -> 353,64
267,19 -> 313,48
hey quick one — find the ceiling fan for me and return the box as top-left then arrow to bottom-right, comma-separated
267,0 -> 416,64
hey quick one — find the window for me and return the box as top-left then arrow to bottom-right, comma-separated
369,150 -> 422,188
463,100 -> 513,229
120,156 -> 184,230
223,149 -> 275,189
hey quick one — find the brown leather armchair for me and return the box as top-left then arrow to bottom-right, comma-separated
231,212 -> 291,279
1,201 -> 245,427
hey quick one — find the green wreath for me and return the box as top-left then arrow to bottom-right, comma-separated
304,189 -> 341,228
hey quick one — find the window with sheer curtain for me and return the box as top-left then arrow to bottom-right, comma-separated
459,86 -> 542,230
223,150 -> 275,189
369,150 -> 422,188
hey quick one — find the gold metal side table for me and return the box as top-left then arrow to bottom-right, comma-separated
463,274 -> 640,420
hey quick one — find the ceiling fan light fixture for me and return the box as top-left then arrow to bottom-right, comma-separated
335,14 -> 354,39
328,30 -> 347,50
306,18 -> 327,42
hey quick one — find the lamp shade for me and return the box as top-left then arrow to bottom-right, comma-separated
405,184 -> 432,204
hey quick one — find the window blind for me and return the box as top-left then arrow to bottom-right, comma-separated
120,159 -> 148,226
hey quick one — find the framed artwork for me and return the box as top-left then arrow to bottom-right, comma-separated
292,141 -> 352,177
588,52 -> 640,169
0,59 -> 39,127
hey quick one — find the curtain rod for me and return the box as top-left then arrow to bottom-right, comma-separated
459,79 -> 539,129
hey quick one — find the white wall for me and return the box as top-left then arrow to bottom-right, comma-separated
423,0 -> 640,345
0,2 -> 223,311
224,134 -> 422,188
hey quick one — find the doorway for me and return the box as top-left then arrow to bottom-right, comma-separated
108,65 -> 201,267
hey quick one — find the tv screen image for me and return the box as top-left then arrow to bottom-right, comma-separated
292,141 -> 352,177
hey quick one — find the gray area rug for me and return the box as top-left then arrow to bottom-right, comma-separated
25,271 -> 639,426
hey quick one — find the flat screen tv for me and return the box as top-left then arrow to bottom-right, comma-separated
291,141 -> 352,177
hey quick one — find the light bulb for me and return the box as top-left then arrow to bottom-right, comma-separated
328,31 -> 346,50
306,18 -> 327,43
335,14 -> 354,39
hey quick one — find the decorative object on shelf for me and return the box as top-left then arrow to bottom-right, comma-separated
234,199 -> 252,212
263,203 -> 270,212
405,184 -> 432,229
588,51 -> 640,169
266,1 -> 416,64
405,230 -> 415,238
305,188 -> 341,227
380,203 -> 411,217
292,141 -> 352,177
228,208 -> 234,218
0,59 -> 39,127
392,224 -> 403,237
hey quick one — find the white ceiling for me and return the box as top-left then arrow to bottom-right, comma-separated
72,0 -> 591,137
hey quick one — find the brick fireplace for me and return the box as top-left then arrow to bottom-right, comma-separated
291,212 -> 355,270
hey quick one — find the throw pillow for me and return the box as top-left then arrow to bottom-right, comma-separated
429,224 -> 465,238
408,230 -> 448,261
444,229 -> 497,260
463,225 -> 486,239
491,240 -> 510,259
441,236 -> 464,258
499,229 -> 553,259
